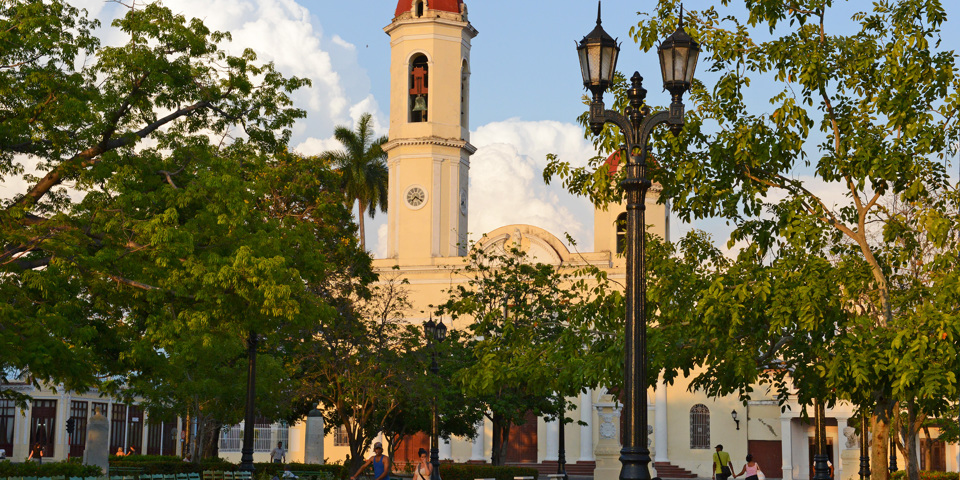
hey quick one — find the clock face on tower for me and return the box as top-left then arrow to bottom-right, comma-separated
404,185 -> 427,209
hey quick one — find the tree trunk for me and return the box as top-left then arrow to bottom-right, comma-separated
490,413 -> 511,466
871,412 -> 890,480
357,199 -> 366,251
906,402 -> 920,480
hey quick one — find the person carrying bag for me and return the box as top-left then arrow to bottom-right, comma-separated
713,445 -> 735,480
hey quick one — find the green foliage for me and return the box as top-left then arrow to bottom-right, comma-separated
0,459 -> 102,477
291,274 -> 419,472
380,326 -> 486,458
439,241 -> 621,464
0,2 -> 378,469
105,458 -> 347,479
890,472 -> 959,480
426,464 -> 538,480
109,455 -> 231,474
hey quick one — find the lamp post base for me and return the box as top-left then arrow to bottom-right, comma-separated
619,446 -> 654,480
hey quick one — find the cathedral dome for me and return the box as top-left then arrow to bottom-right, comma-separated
394,0 -> 464,19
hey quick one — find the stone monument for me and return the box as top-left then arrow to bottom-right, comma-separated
303,409 -> 325,464
85,406 -> 109,475
594,393 -> 622,480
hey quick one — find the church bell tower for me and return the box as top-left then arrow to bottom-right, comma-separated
383,0 -> 477,263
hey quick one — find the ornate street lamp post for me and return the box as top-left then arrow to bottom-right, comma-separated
576,4 -> 699,480
858,408 -> 871,480
423,317 -> 447,480
813,402 -> 831,480
240,331 -> 258,472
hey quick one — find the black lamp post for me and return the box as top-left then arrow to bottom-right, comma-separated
423,316 -> 447,480
731,410 -> 740,431
889,430 -> 898,473
576,4 -> 699,480
812,401 -> 831,480
239,331 -> 258,472
558,405 -> 569,480
858,408 -> 871,480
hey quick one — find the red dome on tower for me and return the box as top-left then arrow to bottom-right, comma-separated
394,0 -> 464,19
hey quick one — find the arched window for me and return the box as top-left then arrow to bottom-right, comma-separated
616,212 -> 627,254
690,404 -> 710,449
409,54 -> 428,122
416,0 -> 424,17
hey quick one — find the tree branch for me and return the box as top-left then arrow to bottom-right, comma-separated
11,100 -> 212,209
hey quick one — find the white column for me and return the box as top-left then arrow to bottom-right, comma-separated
579,389 -> 594,462
439,437 -> 452,460
545,416 -> 559,461
654,382 -> 668,463
781,417 -> 794,480
470,421 -> 485,461
836,417 -> 847,480
58,393 -> 71,460
142,411 -> 150,454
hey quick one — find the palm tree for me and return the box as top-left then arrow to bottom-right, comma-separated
323,113 -> 389,251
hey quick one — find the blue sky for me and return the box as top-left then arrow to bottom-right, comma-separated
55,0 -> 960,257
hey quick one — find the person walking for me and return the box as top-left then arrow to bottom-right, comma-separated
349,442 -> 392,480
736,454 -> 763,480
713,444 -> 736,480
270,441 -> 286,464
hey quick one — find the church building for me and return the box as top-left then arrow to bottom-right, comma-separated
294,1 -> 960,480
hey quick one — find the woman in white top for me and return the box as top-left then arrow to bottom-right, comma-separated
414,448 -> 433,480
736,454 -> 762,480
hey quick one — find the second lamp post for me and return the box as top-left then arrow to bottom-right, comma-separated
423,316 -> 447,480
576,3 -> 699,480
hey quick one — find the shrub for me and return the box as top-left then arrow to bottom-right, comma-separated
891,472 -> 958,480
252,462 -> 347,480
0,459 -> 103,477
110,455 -> 233,474
421,464 -> 538,480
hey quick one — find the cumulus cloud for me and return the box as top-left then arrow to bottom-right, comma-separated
467,119 -> 598,251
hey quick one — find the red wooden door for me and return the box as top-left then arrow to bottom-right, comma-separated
748,440 -> 783,479
393,431 -> 430,464
506,411 -> 537,463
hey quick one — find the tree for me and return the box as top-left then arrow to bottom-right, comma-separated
322,113 -> 389,251
545,2 -> 960,479
292,274 -> 417,472
0,2 -> 381,453
379,326 -> 486,460
438,240 -> 621,465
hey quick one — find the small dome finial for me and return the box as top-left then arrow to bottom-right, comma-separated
596,1 -> 602,26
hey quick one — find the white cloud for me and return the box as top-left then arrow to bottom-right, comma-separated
465,119 -> 598,251
150,0 -> 381,138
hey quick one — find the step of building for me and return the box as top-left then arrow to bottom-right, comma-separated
652,462 -> 698,479
511,461 -> 597,477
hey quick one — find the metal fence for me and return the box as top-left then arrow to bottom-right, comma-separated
219,422 -> 288,453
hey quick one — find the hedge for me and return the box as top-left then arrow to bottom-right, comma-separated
250,463 -> 346,479
414,464 -> 538,480
110,455 -> 233,474
0,459 -> 103,477
891,472 -> 959,480
106,457 -> 346,479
